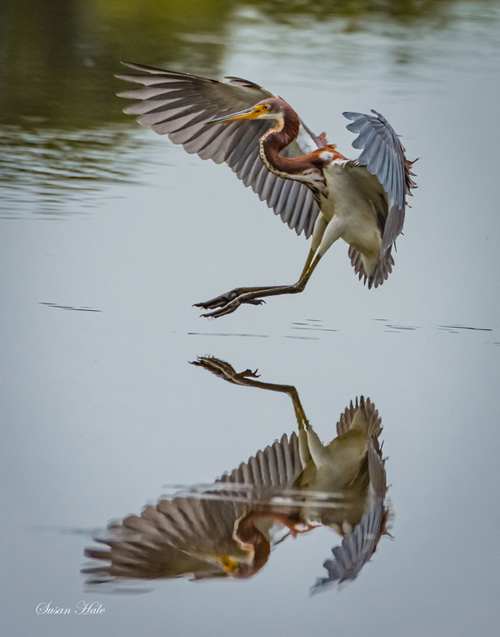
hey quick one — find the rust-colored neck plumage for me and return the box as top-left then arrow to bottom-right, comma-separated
260,104 -> 301,172
259,101 -> 345,193
232,512 -> 271,579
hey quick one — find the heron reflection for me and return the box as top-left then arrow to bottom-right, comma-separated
83,357 -> 391,591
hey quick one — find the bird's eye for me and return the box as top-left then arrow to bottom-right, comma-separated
263,104 -> 270,110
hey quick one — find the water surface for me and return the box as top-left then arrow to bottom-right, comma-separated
1,1 -> 500,636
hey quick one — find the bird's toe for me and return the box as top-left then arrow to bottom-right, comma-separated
194,287 -> 248,310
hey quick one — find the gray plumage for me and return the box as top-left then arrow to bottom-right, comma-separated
116,63 -> 320,237
344,109 -> 416,257
117,65 -> 416,301
312,439 -> 388,591
82,398 -> 389,590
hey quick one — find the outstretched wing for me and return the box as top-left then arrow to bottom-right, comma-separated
218,431 -> 303,488
311,440 -> 389,592
336,396 -> 382,439
343,109 -> 416,255
82,433 -> 303,586
83,497 -> 236,584
116,63 -> 320,237
311,497 -> 386,591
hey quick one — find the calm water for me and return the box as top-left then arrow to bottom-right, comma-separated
2,1 -> 500,635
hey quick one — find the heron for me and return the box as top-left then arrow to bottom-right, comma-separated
83,356 -> 389,588
116,63 -> 416,318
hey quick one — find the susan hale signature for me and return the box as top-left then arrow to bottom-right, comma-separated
36,601 -> 105,615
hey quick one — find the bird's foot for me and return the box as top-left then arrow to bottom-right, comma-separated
199,296 -> 265,319
194,287 -> 266,311
194,287 -> 267,318
194,281 -> 305,318
191,356 -> 260,382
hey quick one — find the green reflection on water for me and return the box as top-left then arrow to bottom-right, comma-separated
0,0 -> 497,210
1,0 -> 493,128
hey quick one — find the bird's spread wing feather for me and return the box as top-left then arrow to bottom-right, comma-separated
218,432 -> 303,488
343,109 -> 416,255
82,496 -> 240,583
82,432 -> 303,585
312,440 -> 388,592
311,495 -> 386,590
348,244 -> 395,289
336,396 -> 382,438
116,63 -> 320,237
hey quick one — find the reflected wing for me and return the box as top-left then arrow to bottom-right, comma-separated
336,396 -> 382,439
83,433 -> 303,585
83,497 -> 240,583
343,109 -> 416,255
311,494 -> 387,591
116,63 -> 320,237
219,432 -> 303,487
311,431 -> 389,592
367,438 -> 387,498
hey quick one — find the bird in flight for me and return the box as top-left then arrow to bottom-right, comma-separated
116,63 -> 416,318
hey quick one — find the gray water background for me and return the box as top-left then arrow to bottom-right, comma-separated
1,1 -> 500,635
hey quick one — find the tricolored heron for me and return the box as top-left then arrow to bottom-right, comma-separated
117,63 -> 416,318
83,356 -> 389,588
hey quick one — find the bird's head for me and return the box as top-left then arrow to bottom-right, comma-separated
207,97 -> 285,125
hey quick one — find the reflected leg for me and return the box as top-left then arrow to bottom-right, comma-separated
192,357 -> 328,471
191,356 -> 309,429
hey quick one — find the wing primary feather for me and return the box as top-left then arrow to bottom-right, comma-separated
117,65 -> 322,237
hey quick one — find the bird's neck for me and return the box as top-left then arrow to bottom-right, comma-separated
233,513 -> 271,578
259,107 -> 340,195
259,110 -> 304,177
261,105 -> 300,152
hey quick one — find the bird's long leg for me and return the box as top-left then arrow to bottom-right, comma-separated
196,253 -> 323,318
195,215 -> 329,318
192,260 -> 319,312
299,246 -> 317,280
192,356 -> 325,487
193,285 -> 283,310
191,355 -> 309,432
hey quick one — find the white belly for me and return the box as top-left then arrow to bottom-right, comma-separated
319,161 -> 387,257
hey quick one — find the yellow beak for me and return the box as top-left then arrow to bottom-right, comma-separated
219,555 -> 240,573
207,106 -> 261,125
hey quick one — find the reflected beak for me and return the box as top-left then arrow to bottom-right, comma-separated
219,555 -> 240,573
206,106 -> 260,125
